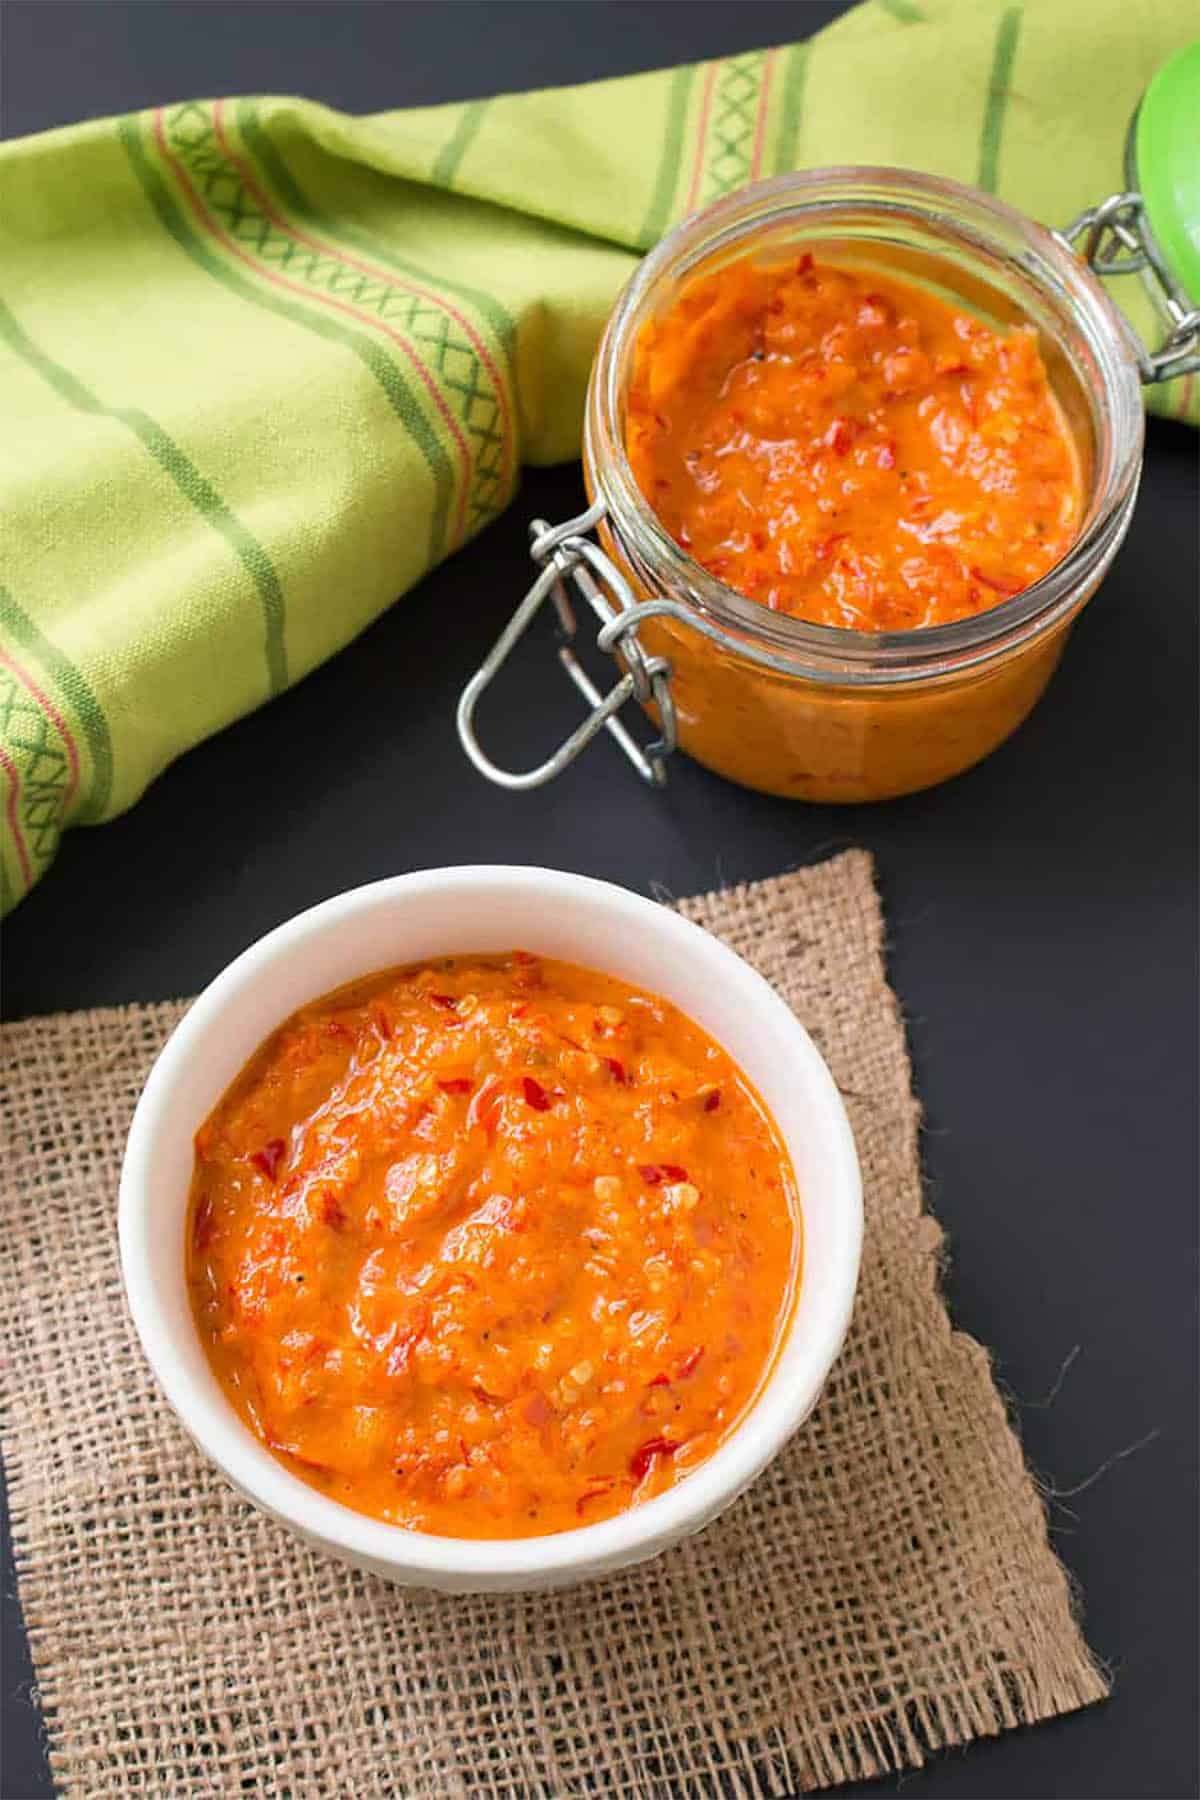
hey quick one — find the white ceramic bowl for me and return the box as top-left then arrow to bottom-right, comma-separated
119,866 -> 862,1592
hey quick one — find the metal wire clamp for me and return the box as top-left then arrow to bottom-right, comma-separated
1057,191 -> 1200,384
456,500 -> 677,790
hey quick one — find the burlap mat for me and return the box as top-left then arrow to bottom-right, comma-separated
0,851 -> 1106,1797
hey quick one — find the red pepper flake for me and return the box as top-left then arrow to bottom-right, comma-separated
321,1194 -> 347,1229
876,440 -> 897,471
511,1002 -> 529,1019
192,1193 -> 214,1253
603,1057 -> 628,1086
250,1138 -> 286,1182
429,992 -> 458,1011
638,1162 -> 689,1187
373,1008 -> 392,1041
576,1477 -> 616,1516
824,416 -> 856,456
523,1076 -> 551,1111
970,565 -> 1022,595
467,1074 -> 503,1140
629,1437 -> 676,1482
795,252 -> 814,275
437,1077 -> 474,1095
650,1347 -> 705,1389
512,951 -> 538,966
325,1019 -> 352,1040
703,1090 -> 721,1113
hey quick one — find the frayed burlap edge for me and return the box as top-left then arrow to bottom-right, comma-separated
0,851 -> 1106,1797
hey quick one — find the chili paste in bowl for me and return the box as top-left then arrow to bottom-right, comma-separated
120,866 -> 861,1590
188,953 -> 799,1539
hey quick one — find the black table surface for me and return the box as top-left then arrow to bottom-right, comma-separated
3,5 -> 1197,1797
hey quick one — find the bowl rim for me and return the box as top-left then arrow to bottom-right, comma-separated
119,865 -> 863,1582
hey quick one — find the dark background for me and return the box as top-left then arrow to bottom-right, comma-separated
2,5 -> 1197,1797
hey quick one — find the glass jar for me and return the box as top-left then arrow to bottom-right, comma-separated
460,160 -> 1193,802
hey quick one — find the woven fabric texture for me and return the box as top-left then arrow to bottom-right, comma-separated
0,852 -> 1106,1795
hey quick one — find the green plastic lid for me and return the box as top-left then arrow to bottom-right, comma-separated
1133,39 -> 1200,304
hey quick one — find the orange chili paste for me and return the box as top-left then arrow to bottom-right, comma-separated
189,953 -> 800,1538
626,254 -> 1083,630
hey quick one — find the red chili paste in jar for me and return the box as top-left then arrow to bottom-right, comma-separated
188,954 -> 800,1538
626,255 -> 1084,629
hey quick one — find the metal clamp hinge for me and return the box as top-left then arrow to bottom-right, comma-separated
1057,191 -> 1200,385
456,500 -> 677,791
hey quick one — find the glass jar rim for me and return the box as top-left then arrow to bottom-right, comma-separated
585,165 -> 1146,684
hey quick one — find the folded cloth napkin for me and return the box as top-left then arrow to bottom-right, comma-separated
1,0 -> 1194,910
